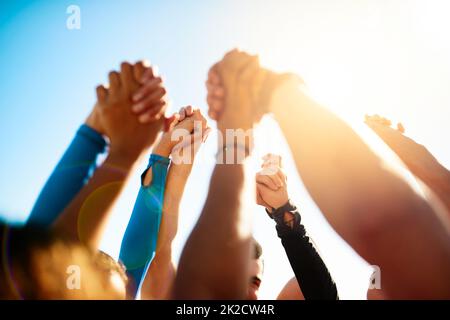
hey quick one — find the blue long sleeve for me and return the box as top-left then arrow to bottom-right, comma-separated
27,124 -> 107,227
119,154 -> 170,298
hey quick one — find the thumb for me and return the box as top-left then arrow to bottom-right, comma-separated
164,113 -> 180,132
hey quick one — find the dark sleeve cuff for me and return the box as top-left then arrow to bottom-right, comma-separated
266,200 -> 306,237
140,154 -> 171,186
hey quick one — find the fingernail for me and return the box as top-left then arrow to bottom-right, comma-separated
133,103 -> 144,113
133,92 -> 143,102
138,113 -> 149,123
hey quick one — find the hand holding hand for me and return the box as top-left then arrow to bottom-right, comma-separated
154,106 -> 210,163
95,61 -> 167,165
208,49 -> 266,132
256,154 -> 289,210
206,49 -> 301,125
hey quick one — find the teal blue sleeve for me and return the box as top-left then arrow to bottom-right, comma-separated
119,154 -> 170,298
27,125 -> 107,227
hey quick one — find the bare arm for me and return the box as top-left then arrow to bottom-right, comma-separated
172,160 -> 253,299
141,107 -> 209,300
269,79 -> 450,298
365,115 -> 450,215
206,51 -> 450,298
53,62 -> 166,249
53,151 -> 138,248
172,51 -> 261,299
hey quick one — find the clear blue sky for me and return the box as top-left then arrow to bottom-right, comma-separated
1,0 -> 450,299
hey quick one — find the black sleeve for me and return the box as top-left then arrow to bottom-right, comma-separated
269,202 -> 339,300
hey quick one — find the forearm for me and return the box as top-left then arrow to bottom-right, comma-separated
28,124 -> 107,227
141,164 -> 191,299
141,247 -> 176,300
272,83 -> 392,236
271,81 -> 450,298
119,154 -> 170,298
173,162 -> 253,299
53,150 -> 136,248
381,133 -> 450,212
273,207 -> 338,300
156,165 -> 192,247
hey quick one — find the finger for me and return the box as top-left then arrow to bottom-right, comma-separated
185,105 -> 194,117
207,95 -> 224,112
222,48 -> 240,61
141,67 -> 155,83
266,172 -> 284,188
108,71 -> 121,93
120,62 -> 134,90
238,55 -> 260,84
208,109 -> 219,120
220,50 -> 253,75
206,82 -> 225,98
256,187 -> 271,209
364,114 -> 376,124
397,122 -> 405,133
163,115 -> 174,132
208,63 -> 221,85
276,169 -> 287,185
381,117 -> 392,126
175,116 -> 196,133
179,107 -> 186,121
164,113 -> 180,131
96,85 -> 108,104
138,101 -> 167,124
153,100 -> 168,120
257,183 -> 276,209
262,153 -> 273,162
132,86 -> 166,114
191,110 -> 208,132
133,60 -> 149,83
132,77 -> 163,103
262,154 -> 281,169
256,172 -> 279,190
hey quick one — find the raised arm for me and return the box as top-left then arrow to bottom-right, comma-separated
206,50 -> 450,298
140,107 -> 209,300
53,61 -> 167,249
256,155 -> 338,300
121,107 -> 208,298
172,51 -> 263,299
365,114 -> 450,215
26,111 -> 107,227
269,76 -> 450,299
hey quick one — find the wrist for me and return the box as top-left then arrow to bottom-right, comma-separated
153,142 -> 172,158
266,199 -> 296,219
216,141 -> 252,164
269,74 -> 306,118
85,106 -> 105,135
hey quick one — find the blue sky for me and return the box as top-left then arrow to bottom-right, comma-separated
1,0 -> 450,299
